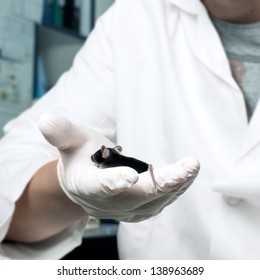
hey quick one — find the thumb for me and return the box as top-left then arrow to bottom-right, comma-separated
38,114 -> 86,152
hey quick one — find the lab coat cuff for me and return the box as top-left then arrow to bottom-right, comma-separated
0,195 -> 14,243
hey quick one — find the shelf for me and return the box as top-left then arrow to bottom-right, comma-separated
36,24 -> 84,88
62,223 -> 119,260
36,24 -> 85,48
40,22 -> 87,41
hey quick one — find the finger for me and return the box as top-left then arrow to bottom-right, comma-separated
78,166 -> 139,199
128,175 -> 197,216
109,157 -> 200,210
38,114 -> 86,152
149,156 -> 200,193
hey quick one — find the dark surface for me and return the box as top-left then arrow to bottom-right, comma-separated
61,222 -> 119,260
61,236 -> 119,260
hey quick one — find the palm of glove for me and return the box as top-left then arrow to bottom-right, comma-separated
39,115 -> 200,222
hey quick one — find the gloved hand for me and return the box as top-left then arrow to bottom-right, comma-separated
38,114 -> 200,222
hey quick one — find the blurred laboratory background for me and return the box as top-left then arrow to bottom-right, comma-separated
0,0 -> 114,135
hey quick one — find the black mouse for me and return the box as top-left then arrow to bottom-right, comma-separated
91,145 -> 149,173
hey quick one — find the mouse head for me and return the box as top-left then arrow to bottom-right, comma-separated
91,145 -> 122,166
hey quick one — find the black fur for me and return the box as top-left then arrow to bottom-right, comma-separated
91,146 -> 149,173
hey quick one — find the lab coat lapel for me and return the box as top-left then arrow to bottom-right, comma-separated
167,0 -> 260,160
185,5 -> 260,159
239,102 -> 260,157
167,0 -> 241,90
193,13 -> 260,159
168,0 -> 252,158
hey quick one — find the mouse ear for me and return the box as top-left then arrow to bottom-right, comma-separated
114,145 -> 122,153
101,146 -> 110,158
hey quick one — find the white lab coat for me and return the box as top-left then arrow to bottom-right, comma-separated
1,0 -> 260,259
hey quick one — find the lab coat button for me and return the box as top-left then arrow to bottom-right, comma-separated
223,195 -> 242,206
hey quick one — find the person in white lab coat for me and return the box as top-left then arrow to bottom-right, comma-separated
1,0 -> 260,259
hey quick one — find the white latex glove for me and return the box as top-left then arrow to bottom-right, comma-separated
38,115 -> 200,222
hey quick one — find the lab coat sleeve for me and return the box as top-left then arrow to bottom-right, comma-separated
0,4 -> 117,259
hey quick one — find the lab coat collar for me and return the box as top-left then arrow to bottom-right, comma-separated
164,0 -> 204,40
166,0 -> 203,15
